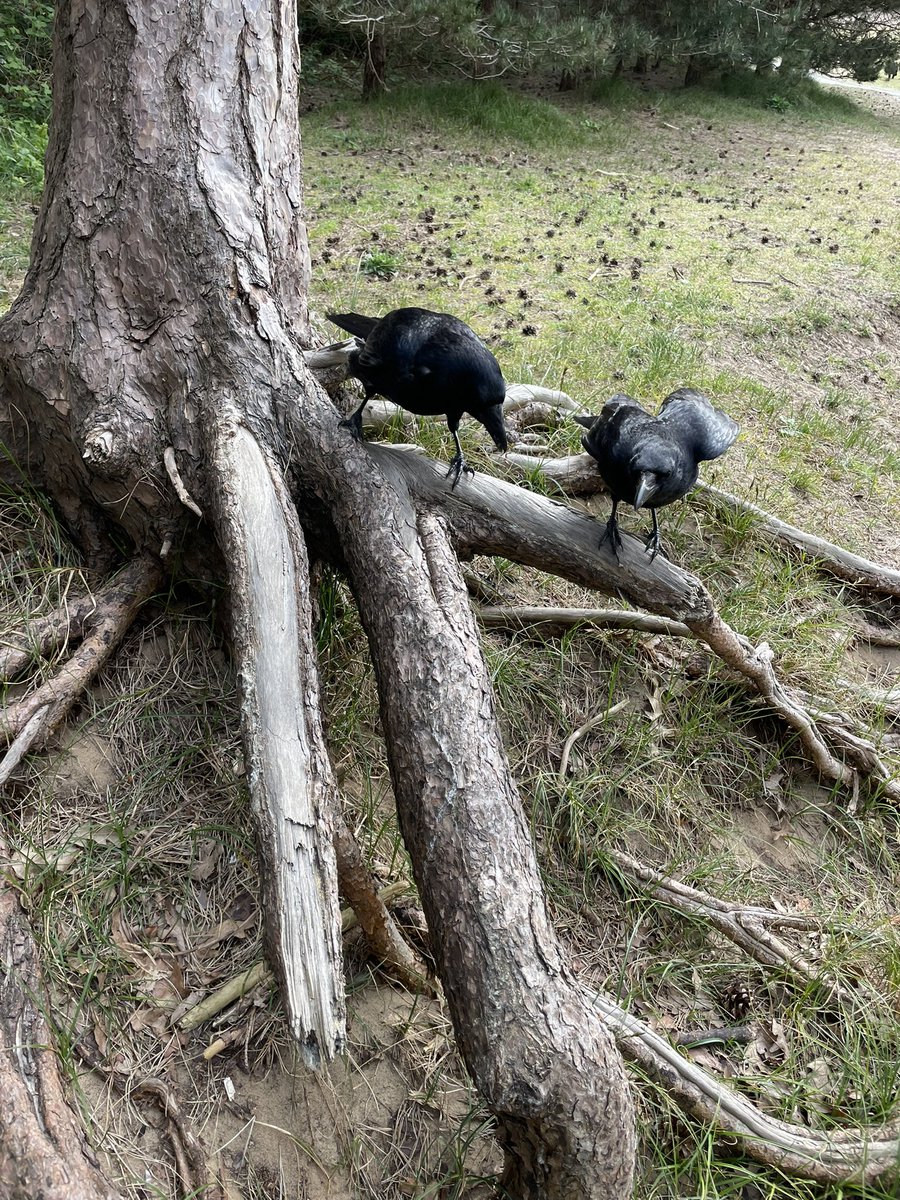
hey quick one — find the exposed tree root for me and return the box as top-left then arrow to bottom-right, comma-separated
687,612 -> 900,805
0,590 -> 99,683
698,482 -> 900,598
75,1039 -> 229,1200
836,676 -> 900,721
851,621 -> 900,649
0,706 -> 51,790
372,445 -> 900,807
288,387 -> 639,1195
477,604 -> 693,638
607,850 -> 868,1010
594,989 -> 900,1184
0,556 -> 163,783
333,817 -> 434,994
503,448 -> 603,494
504,444 -> 900,601
0,887 -> 122,1200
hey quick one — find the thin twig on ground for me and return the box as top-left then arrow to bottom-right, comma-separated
76,1039 -> 230,1200
477,604 -> 692,638
179,880 -> 423,1032
673,1025 -> 755,1047
558,701 -> 630,782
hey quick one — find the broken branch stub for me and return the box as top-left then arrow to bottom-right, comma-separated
207,405 -> 345,1065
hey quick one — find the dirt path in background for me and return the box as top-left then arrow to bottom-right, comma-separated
810,71 -> 900,118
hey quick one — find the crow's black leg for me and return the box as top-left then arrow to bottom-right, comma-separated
644,508 -> 663,562
598,499 -> 623,562
446,422 -> 475,490
339,397 -> 368,439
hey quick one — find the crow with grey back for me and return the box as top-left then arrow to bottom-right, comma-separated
576,388 -> 739,561
327,307 -> 509,488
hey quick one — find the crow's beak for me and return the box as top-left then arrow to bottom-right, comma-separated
480,403 -> 509,453
633,472 -> 657,510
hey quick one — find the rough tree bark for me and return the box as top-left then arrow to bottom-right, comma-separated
0,1 -> 637,1195
0,890 -> 121,1200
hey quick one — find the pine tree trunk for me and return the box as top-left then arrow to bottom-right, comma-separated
0,1 -> 637,1193
362,22 -> 387,100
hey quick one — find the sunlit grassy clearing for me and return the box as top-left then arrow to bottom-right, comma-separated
304,78 -> 900,558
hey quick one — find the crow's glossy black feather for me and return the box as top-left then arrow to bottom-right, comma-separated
327,307 -> 509,458
579,388 -> 738,559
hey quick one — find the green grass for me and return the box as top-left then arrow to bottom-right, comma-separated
3,71 -> 900,1200
0,186 -> 35,308
306,72 -> 900,558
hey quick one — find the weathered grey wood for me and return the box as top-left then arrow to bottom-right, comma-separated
367,444 -> 714,622
0,887 -> 122,1200
477,605 -> 693,637
208,407 -> 345,1064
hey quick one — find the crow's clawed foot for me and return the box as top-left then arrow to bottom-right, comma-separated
598,516 -> 623,564
643,530 -> 667,561
446,455 -> 475,490
339,412 -> 364,440
643,522 -> 666,563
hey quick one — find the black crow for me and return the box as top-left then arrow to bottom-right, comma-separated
327,307 -> 508,487
576,388 -> 739,561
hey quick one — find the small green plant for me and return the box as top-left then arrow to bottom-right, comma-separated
359,248 -> 400,279
766,92 -> 790,112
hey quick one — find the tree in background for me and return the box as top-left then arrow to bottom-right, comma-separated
297,0 -> 900,91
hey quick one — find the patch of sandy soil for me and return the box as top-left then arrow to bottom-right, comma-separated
81,986 -> 498,1199
39,731 -> 118,799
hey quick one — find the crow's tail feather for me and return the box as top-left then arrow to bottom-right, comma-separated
327,311 -> 378,339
